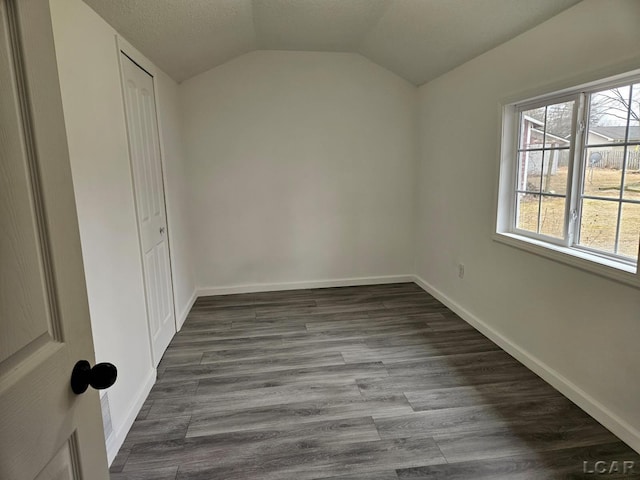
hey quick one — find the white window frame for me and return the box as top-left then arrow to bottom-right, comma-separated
495,71 -> 640,289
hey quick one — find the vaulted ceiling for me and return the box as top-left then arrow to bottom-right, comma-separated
84,0 -> 581,85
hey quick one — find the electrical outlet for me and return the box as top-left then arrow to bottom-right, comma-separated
458,263 -> 465,279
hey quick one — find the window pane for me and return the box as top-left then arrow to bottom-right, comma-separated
578,199 -> 619,254
541,149 -> 569,195
519,107 -> 545,149
587,86 -> 631,145
629,83 -> 640,142
582,147 -> 623,199
539,195 -> 566,239
623,148 -> 640,201
517,150 -> 543,192
516,192 -> 539,233
545,101 -> 574,144
618,202 -> 640,260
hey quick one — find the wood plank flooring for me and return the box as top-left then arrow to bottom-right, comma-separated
110,283 -> 640,479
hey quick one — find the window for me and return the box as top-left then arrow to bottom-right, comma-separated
496,72 -> 640,286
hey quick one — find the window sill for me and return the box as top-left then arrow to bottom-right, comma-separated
493,232 -> 639,289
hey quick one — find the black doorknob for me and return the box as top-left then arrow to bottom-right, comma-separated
70,360 -> 117,394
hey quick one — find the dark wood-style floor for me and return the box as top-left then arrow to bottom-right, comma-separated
110,283 -> 640,479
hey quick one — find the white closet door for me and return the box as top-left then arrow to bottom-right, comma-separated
120,53 -> 175,366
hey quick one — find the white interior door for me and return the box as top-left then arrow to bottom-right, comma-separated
0,0 -> 109,479
120,53 -> 176,366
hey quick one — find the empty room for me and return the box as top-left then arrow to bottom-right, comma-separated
2,0 -> 640,479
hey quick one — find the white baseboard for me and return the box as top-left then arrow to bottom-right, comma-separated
197,274 -> 414,297
176,289 -> 197,331
106,368 -> 156,465
412,275 -> 640,455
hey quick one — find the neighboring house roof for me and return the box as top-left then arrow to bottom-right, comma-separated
522,116 -> 570,145
530,128 -> 570,145
523,114 -> 544,126
589,125 -> 640,142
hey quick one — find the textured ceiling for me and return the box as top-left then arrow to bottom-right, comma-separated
84,0 -> 581,85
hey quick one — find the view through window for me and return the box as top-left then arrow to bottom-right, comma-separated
512,78 -> 640,263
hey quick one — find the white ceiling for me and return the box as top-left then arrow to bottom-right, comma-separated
84,0 -> 581,85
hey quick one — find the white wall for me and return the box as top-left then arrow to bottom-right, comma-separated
180,51 -> 417,292
49,0 -> 194,461
415,0 -> 640,452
